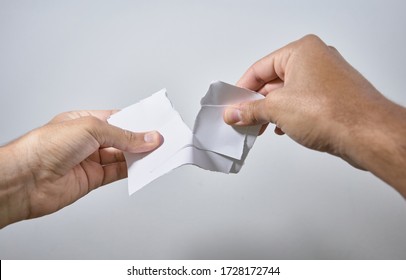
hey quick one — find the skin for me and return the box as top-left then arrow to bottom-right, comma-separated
224,34 -> 406,197
0,110 -> 162,228
1,34 -> 405,229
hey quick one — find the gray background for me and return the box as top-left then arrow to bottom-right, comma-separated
0,0 -> 405,259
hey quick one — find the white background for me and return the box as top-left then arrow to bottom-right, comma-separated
0,0 -> 405,259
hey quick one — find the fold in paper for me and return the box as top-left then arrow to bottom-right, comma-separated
108,81 -> 264,195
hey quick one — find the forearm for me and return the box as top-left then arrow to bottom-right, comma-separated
0,143 -> 31,228
345,97 -> 406,197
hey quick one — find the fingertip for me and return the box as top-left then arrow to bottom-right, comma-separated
274,126 -> 285,135
236,75 -> 252,90
143,130 -> 163,149
258,124 -> 269,135
223,107 -> 242,125
235,79 -> 244,88
110,109 -> 120,116
124,130 -> 164,154
144,131 -> 159,143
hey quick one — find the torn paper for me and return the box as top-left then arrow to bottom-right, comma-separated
108,81 -> 264,195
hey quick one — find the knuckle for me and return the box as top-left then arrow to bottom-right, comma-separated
123,129 -> 135,143
248,65 -> 265,85
241,101 -> 261,124
123,129 -> 142,145
114,150 -> 125,162
81,116 -> 103,128
50,111 -> 71,123
247,102 -> 259,123
296,34 -> 331,57
302,34 -> 322,44
299,34 -> 326,51
53,112 -> 67,120
328,45 -> 341,56
77,116 -> 105,143
51,111 -> 86,123
328,45 -> 338,52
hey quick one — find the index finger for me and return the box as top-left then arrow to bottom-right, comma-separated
50,110 -> 119,124
236,44 -> 293,91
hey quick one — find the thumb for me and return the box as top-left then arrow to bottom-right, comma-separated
80,117 -> 163,153
223,97 -> 274,126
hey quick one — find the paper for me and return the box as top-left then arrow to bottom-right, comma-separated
108,81 -> 264,195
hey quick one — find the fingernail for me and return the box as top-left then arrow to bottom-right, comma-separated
225,108 -> 242,124
144,131 -> 159,143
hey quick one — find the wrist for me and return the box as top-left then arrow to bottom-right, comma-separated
0,142 -> 33,228
343,96 -> 406,196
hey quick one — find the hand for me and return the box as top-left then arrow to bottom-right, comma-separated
224,34 -> 406,196
0,110 -> 163,228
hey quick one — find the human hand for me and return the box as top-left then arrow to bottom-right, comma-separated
0,110 -> 162,228
224,35 -> 406,195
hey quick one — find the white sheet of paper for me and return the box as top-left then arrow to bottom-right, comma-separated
108,81 -> 264,195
